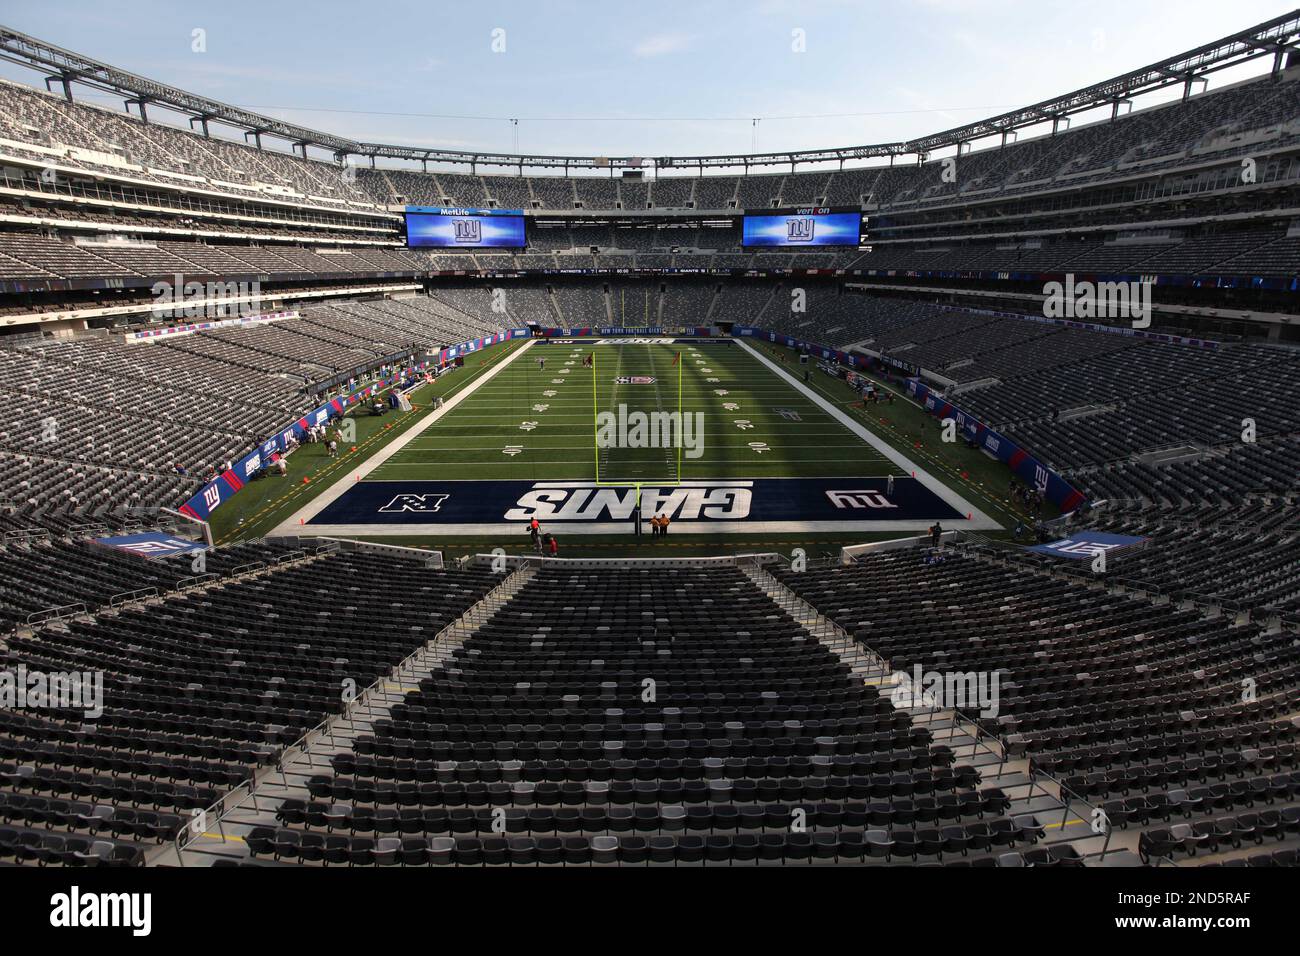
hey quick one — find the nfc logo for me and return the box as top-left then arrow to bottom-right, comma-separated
379,493 -> 450,513
452,219 -> 482,243
786,217 -> 815,242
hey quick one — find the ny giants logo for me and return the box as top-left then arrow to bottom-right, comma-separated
452,219 -> 482,243
786,217 -> 816,242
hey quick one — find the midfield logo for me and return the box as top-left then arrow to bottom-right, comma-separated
452,219 -> 482,243
379,493 -> 450,513
787,217 -> 816,242
774,407 -> 802,421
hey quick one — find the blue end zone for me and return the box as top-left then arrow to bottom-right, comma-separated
308,477 -> 964,526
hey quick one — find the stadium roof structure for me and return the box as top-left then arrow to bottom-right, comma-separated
3,10 -> 1300,173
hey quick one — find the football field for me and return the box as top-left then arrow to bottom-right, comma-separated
284,337 -> 998,536
370,338 -> 898,483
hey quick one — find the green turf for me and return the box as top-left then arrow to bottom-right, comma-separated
371,340 -> 902,484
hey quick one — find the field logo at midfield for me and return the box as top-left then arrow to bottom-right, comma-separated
595,403 -> 704,459
613,376 -> 656,385
379,493 -> 450,513
775,407 -> 802,421
506,481 -> 749,521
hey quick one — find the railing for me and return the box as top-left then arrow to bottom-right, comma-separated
313,536 -> 442,568
170,563 -> 532,864
26,602 -> 87,625
109,586 -> 159,608
463,551 -> 785,571
174,572 -> 219,591
840,531 -> 960,563
754,560 -> 1107,859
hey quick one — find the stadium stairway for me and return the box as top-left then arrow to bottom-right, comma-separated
174,562 -> 534,866
775,541 -> 1300,867
746,564 -> 1099,865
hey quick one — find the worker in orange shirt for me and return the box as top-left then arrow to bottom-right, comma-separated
659,513 -> 671,536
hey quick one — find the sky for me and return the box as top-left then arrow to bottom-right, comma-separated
0,0 -> 1295,170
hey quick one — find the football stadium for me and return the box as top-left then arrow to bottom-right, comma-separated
0,0 -> 1297,929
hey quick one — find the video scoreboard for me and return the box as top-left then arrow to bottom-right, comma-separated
404,206 -> 527,248
741,206 -> 867,248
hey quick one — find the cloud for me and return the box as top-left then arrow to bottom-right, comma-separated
632,33 -> 694,58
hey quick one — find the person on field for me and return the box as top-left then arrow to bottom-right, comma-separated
545,533 -> 559,557
659,513 -> 671,536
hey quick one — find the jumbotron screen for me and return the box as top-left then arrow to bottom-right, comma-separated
741,207 -> 866,247
405,207 -> 526,248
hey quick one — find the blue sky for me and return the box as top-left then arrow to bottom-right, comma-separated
0,0 -> 1294,164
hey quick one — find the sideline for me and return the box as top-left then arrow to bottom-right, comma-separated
735,338 -> 999,530
275,339 -> 537,533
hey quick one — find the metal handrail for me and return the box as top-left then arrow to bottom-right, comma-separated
109,586 -> 159,608
25,602 -> 87,625
174,572 -> 219,591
